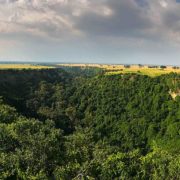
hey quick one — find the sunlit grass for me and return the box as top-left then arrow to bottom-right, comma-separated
57,64 -> 180,77
106,68 -> 180,77
0,64 -> 54,69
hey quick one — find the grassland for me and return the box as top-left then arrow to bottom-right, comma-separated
105,68 -> 180,77
0,64 -> 54,69
3,63 -> 178,76
58,64 -> 180,77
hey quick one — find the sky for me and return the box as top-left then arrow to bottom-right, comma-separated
0,0 -> 180,65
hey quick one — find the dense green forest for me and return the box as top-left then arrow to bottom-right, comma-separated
0,68 -> 180,179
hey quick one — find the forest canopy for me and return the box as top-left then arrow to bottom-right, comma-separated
0,68 -> 180,179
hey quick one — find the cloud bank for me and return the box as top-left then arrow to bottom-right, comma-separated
0,0 -> 180,64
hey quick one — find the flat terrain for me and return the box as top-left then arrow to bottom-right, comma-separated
1,63 -> 180,76
0,64 -> 54,69
105,67 -> 180,77
58,64 -> 180,77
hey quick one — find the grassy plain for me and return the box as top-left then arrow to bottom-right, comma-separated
0,64 -> 54,69
58,64 -> 180,77
106,68 -> 180,77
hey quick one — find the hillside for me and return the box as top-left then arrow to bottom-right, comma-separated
0,68 -> 180,179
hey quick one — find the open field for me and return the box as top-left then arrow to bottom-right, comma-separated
58,64 -> 180,77
1,63 -> 179,76
105,68 -> 180,77
0,64 -> 54,69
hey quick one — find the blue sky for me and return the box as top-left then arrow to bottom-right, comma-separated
0,0 -> 180,65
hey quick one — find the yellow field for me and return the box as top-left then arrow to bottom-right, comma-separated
0,64 -> 54,69
106,68 -> 180,77
58,64 -> 180,77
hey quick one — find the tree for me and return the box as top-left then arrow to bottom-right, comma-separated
0,115 -> 64,179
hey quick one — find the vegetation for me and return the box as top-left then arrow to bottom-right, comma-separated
0,64 -> 54,69
106,68 -> 180,77
58,64 -> 180,77
0,68 -> 179,179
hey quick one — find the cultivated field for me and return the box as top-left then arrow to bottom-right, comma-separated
0,64 -> 54,69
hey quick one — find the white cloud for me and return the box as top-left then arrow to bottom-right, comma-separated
0,0 -> 180,46
160,0 -> 168,8
0,0 -> 84,39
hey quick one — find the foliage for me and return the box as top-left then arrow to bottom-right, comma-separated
0,69 -> 179,179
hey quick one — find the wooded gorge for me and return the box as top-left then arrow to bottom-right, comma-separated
0,68 -> 180,179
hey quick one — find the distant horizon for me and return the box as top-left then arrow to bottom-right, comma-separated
0,60 -> 179,67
